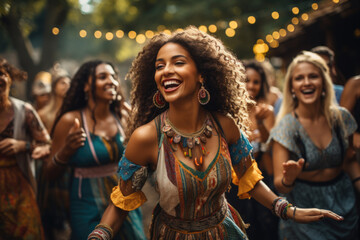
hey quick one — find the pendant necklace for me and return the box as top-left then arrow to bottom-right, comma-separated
162,113 -> 213,170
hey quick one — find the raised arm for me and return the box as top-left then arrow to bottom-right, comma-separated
43,112 -> 86,179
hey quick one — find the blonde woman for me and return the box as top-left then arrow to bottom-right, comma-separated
269,51 -> 359,239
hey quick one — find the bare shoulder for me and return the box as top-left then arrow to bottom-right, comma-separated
212,112 -> 240,145
125,120 -> 158,168
346,75 -> 360,93
59,111 -> 81,125
53,111 -> 82,134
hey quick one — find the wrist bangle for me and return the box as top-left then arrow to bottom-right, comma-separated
352,177 -> 360,184
52,154 -> 67,167
292,206 -> 297,221
281,177 -> 295,188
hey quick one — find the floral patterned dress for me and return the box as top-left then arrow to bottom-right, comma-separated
0,100 -> 49,239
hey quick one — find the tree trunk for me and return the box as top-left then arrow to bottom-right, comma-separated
0,0 -> 69,101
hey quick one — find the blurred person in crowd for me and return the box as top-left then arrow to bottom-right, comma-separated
37,66 -> 72,240
43,60 -> 145,240
311,46 -> 345,103
32,71 -> 52,111
269,51 -> 359,239
38,68 -> 71,132
340,74 -> 360,238
87,27 -> 343,240
262,59 -> 283,107
0,57 -> 51,239
226,59 -> 278,240
340,75 -> 360,153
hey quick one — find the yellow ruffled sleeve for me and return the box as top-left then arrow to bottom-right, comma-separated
110,186 -> 147,211
232,160 -> 263,199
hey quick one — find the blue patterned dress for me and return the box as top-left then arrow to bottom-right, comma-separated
269,107 -> 358,240
67,112 -> 145,240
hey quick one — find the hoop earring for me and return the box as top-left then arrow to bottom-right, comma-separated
153,90 -> 166,108
198,82 -> 210,105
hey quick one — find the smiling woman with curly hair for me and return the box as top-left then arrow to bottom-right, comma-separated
88,26 -> 344,240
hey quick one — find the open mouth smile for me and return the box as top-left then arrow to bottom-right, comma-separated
162,79 -> 181,92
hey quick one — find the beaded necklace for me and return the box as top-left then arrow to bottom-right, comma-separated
162,113 -> 213,169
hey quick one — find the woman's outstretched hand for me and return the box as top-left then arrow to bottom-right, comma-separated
288,207 -> 344,223
282,158 -> 305,185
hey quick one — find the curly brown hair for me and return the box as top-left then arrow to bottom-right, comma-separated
125,26 -> 252,141
0,57 -> 27,82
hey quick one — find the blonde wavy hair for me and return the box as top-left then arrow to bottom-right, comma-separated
125,26 -> 253,142
276,51 -> 341,127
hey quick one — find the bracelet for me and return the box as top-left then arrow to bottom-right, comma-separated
95,223 -> 113,239
281,177 -> 295,188
352,176 -> 360,184
293,206 -> 297,221
87,223 -> 113,240
52,154 -> 67,167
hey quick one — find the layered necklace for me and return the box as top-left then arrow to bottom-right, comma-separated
162,113 -> 213,170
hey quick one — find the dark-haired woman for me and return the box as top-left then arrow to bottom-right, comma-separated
0,58 -> 51,239
88,27 -> 343,240
44,60 -> 145,239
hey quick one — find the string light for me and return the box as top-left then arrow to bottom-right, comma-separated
292,7 -> 299,15
287,24 -> 295,32
105,32 -> 114,40
271,11 -> 280,20
52,0 -> 323,63
198,25 -> 207,33
312,3 -> 318,10
255,53 -> 265,62
272,31 -> 280,40
248,16 -> 256,24
229,20 -> 238,29
52,27 -> 59,35
301,13 -> 309,21
79,30 -> 87,38
266,34 -> 274,43
136,34 -> 146,44
279,28 -> 286,37
225,28 -> 235,37
145,30 -> 154,38
269,40 -> 279,48
208,24 -> 217,33
332,0 -> 339,3
94,30 -> 102,39
291,17 -> 299,25
163,29 -> 171,35
116,30 -> 124,38
128,31 -> 136,39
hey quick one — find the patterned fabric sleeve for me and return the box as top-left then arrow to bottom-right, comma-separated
111,153 -> 148,211
24,103 -> 50,144
338,106 -> 357,138
267,113 -> 302,158
229,130 -> 263,199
